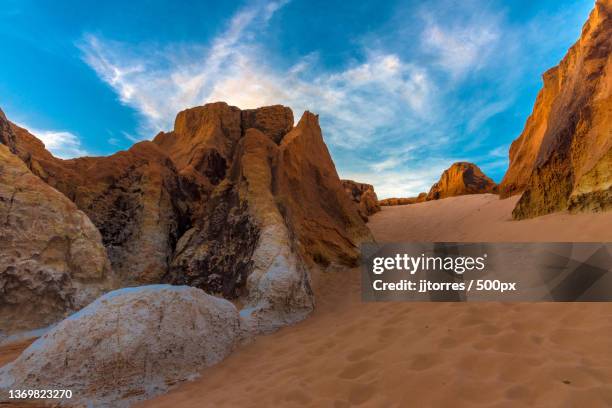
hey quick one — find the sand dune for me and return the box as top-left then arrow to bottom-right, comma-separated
136,195 -> 612,407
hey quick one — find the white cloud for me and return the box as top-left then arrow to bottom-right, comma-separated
79,1 -> 294,136
76,0 -> 582,197
17,124 -> 88,159
421,14 -> 500,78
78,1 -> 437,153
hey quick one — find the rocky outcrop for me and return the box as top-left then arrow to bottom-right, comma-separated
341,180 -> 381,220
241,105 -> 294,144
0,113 -> 196,285
0,285 -> 243,407
426,162 -> 497,201
0,144 -> 115,335
0,103 -> 373,334
275,113 -> 373,269
379,197 -> 418,206
165,111 -> 372,332
499,0 -> 612,219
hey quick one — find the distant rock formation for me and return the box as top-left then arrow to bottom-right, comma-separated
341,180 -> 381,220
379,193 -> 429,207
0,285 -> 243,407
380,197 -> 416,206
499,0 -> 611,219
0,144 -> 116,334
0,102 -> 373,334
426,162 -> 497,201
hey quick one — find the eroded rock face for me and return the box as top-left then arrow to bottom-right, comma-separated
500,0 -> 612,218
426,162 -> 497,201
1,103 -> 372,334
241,105 -> 294,144
276,113 -> 374,269
341,180 -> 381,221
0,285 -> 243,407
165,113 -> 372,332
0,145 -> 115,335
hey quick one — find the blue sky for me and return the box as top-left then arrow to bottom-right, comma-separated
0,0 -> 594,198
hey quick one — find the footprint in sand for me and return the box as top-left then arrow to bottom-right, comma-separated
283,388 -> 312,404
347,382 -> 377,405
346,347 -> 376,362
409,353 -> 440,371
338,360 -> 378,380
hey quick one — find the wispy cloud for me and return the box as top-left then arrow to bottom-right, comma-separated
17,124 -> 88,159
421,18 -> 500,78
79,1 -> 293,135
76,0 -> 590,198
80,25 -> 436,152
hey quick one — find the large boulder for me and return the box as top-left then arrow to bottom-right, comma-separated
0,144 -> 115,335
499,0 -> 611,218
426,162 -> 497,201
341,179 -> 381,220
0,285 -> 243,407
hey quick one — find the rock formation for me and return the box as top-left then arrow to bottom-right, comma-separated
0,113 -> 196,285
0,285 -> 243,407
379,197 -> 415,206
0,144 -> 115,335
163,110 -> 372,332
341,180 -> 381,220
0,102 -> 373,333
426,162 -> 497,201
499,0 -> 611,219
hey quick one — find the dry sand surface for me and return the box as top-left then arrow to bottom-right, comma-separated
137,195 -> 612,407
2,195 -> 612,407
369,194 -> 612,242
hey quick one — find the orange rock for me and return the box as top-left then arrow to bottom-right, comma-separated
379,197 -> 417,206
500,0 -> 611,218
276,113 -> 373,268
426,162 -> 497,201
1,103 -> 373,332
341,179 -> 381,221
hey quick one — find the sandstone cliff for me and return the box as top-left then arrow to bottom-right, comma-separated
0,103 -> 373,333
426,162 -> 497,201
499,0 -> 612,218
341,180 -> 381,220
0,144 -> 116,334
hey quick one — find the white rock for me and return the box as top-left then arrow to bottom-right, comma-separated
0,285 -> 243,407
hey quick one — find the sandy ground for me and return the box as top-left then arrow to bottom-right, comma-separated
370,194 -> 612,242
136,195 -> 612,407
3,194 -> 612,407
